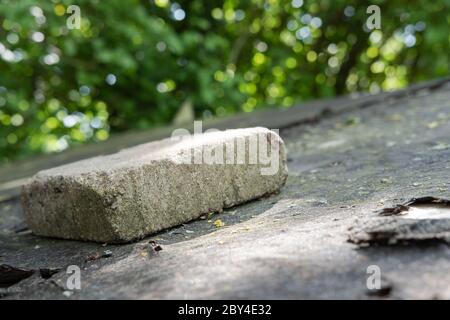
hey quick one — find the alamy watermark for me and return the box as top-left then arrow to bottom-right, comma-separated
66,265 -> 81,290
63,4 -> 381,31
366,265 -> 382,290
66,5 -> 81,30
366,5 -> 381,30
170,121 -> 282,176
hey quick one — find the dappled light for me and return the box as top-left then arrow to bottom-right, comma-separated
0,0 -> 449,163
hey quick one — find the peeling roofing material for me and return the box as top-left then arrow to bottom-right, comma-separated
349,197 -> 450,245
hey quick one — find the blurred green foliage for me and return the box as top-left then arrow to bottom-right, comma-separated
0,0 -> 449,163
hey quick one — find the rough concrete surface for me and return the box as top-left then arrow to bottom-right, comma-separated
21,128 -> 287,243
1,79 -> 450,299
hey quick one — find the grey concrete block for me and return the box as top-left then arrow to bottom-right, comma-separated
21,127 -> 288,243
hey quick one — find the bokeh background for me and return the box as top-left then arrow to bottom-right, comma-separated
0,0 -> 449,163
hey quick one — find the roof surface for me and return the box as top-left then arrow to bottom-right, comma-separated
1,78 -> 450,299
